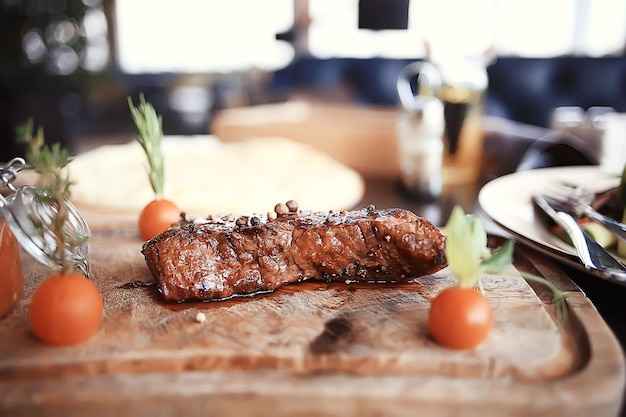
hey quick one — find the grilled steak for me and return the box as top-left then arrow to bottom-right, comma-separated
142,205 -> 447,302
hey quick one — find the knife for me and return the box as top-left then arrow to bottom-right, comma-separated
533,192 -> 626,286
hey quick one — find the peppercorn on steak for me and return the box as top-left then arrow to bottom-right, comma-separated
142,204 -> 447,302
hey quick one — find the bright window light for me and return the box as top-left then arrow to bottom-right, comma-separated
113,0 -> 626,74
492,0 -> 577,57
412,0 -> 493,59
114,0 -> 295,73
308,0 -> 426,58
308,0 -> 625,59
581,0 -> 626,56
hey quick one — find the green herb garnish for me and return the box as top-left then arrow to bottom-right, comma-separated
16,120 -> 75,273
445,206 -> 514,288
127,94 -> 165,198
17,120 -> 73,196
445,206 -> 567,322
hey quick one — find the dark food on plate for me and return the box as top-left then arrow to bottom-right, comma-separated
142,203 -> 447,301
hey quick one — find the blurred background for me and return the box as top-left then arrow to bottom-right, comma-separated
1,0 -> 625,168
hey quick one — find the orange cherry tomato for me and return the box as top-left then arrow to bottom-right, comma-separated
428,285 -> 493,350
138,198 -> 181,241
29,272 -> 104,346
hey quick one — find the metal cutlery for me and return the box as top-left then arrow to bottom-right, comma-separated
532,192 -> 626,285
541,182 -> 626,244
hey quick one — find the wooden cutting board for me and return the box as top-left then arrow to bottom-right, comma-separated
0,226 -> 624,417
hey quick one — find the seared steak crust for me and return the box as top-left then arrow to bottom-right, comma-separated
142,206 -> 447,301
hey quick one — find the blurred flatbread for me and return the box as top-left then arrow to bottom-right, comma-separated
67,136 -> 365,222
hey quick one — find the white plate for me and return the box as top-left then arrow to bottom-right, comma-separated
478,166 -> 620,268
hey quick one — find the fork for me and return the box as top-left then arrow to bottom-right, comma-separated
533,192 -> 626,285
543,183 -> 626,244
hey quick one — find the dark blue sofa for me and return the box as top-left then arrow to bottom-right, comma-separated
271,55 -> 626,128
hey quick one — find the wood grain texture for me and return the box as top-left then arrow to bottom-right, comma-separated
0,230 -> 624,417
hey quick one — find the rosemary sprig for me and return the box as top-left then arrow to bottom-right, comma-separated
127,94 -> 165,198
16,120 -> 74,273
520,272 -> 568,325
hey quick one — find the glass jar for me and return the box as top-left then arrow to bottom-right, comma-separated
0,157 -> 91,319
0,216 -> 23,319
435,57 -> 488,186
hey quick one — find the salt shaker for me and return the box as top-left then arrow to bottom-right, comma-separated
396,61 -> 445,199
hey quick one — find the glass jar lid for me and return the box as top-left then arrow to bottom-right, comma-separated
0,158 -> 90,276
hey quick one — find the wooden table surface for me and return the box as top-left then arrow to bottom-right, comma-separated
1,176 -> 625,417
361,177 -> 626,351
363,177 -> 626,416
